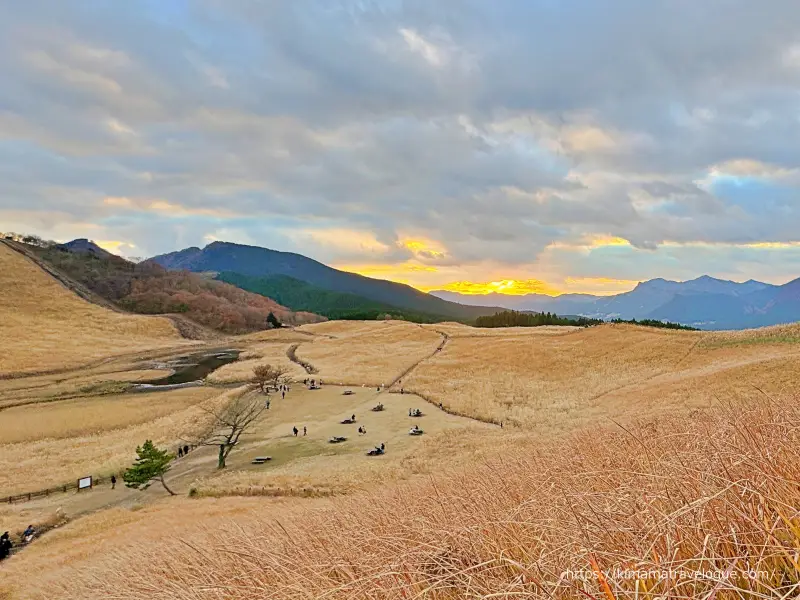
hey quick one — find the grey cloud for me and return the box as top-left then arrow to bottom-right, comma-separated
1,0 -> 800,275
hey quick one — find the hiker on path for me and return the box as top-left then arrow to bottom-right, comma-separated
265,399 -> 270,409
111,475 -> 116,490
184,445 -> 189,455
293,426 -> 298,437
303,426 -> 307,436
178,447 -> 183,457
282,390 -> 285,400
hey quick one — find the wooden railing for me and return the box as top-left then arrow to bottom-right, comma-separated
3,474 -> 118,504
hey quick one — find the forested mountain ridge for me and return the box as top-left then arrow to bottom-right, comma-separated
150,241 -> 504,320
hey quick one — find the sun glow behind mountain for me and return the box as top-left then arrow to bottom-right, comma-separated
430,279 -> 562,296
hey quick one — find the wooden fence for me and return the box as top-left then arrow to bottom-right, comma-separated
3,474 -> 118,504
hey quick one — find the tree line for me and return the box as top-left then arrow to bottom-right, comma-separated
474,310 -> 603,328
610,318 -> 699,331
475,310 -> 699,330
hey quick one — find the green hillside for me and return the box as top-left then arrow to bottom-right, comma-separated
216,272 -> 458,323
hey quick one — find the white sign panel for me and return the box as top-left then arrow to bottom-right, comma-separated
78,476 -> 92,490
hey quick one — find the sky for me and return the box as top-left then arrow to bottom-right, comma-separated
3,1 -> 800,296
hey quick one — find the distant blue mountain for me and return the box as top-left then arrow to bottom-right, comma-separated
431,276 -> 799,330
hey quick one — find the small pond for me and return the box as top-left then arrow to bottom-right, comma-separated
143,350 -> 241,386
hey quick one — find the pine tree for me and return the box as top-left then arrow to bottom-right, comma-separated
266,312 -> 282,329
123,440 -> 176,495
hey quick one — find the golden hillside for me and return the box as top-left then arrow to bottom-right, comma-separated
0,243 -> 184,376
4,317 -> 800,599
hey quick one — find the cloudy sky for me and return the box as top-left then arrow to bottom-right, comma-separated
3,1 -> 800,296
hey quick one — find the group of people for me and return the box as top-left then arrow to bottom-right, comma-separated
357,426 -> 367,435
265,382 -> 295,410
177,444 -> 191,458
408,408 -> 422,417
304,378 -> 322,389
0,525 -> 37,561
292,426 -> 307,437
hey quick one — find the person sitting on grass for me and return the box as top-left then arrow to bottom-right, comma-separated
0,532 -> 12,560
23,525 -> 35,543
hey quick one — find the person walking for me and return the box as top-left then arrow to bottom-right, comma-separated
303,426 -> 307,436
184,445 -> 189,455
282,390 -> 285,400
178,447 -> 183,458
293,426 -> 298,437
110,475 -> 117,490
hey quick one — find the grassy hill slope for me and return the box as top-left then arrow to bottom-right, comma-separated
0,241 -> 182,376
24,242 -> 323,334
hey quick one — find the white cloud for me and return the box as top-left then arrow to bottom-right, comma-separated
399,28 -> 447,67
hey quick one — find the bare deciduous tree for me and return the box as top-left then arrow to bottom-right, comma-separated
202,393 -> 267,469
251,364 -> 289,394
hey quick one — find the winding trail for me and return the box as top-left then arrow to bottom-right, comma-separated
385,329 -> 501,427
286,343 -> 318,374
585,333 -> 704,406
388,329 -> 449,389
281,328 -> 496,427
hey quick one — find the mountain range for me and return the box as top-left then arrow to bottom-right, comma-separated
41,238 -> 800,331
431,275 -> 800,330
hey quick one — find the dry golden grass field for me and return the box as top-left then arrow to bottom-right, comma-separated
422,321 -> 583,337
0,243 -> 186,376
5,253 -> 800,599
402,323 -> 800,430
0,387 -> 239,496
294,321 -> 442,386
206,328 -> 312,383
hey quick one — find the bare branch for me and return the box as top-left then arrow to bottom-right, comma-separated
197,392 -> 268,468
